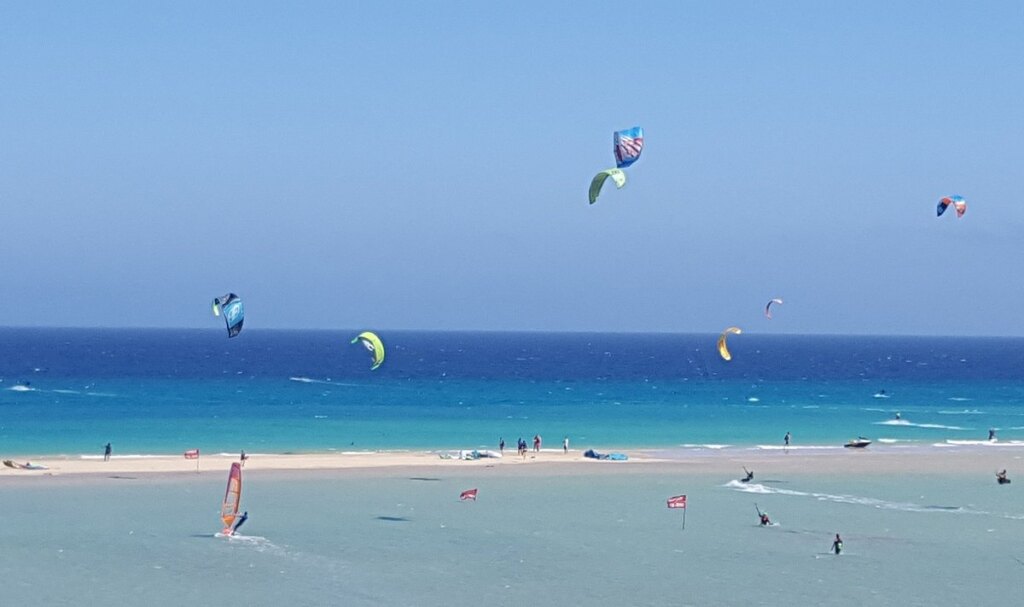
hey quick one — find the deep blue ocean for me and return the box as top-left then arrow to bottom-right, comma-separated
2,328 -> 1023,455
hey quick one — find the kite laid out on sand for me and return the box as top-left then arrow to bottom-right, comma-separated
717,327 -> 742,361
352,331 -> 385,370
212,293 -> 244,338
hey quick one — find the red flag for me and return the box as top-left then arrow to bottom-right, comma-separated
460,488 -> 478,501
667,494 -> 687,509
184,449 -> 200,460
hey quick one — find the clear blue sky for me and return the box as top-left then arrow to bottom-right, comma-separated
2,2 -> 1022,335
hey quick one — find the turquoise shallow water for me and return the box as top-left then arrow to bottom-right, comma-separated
2,466 -> 1021,606
2,329 -> 1024,455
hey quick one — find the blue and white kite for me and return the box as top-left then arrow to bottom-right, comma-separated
614,127 -> 644,168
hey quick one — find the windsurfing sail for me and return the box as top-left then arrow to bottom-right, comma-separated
221,462 -> 242,533
937,195 -> 967,218
614,127 -> 644,168
212,293 -> 244,338
352,331 -> 385,370
717,327 -> 742,361
589,169 -> 626,204
765,298 -> 783,319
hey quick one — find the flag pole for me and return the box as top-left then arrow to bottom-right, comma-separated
683,506 -> 686,530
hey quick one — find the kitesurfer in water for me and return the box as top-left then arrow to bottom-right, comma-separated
997,470 -> 1010,484
742,467 -> 754,483
832,534 -> 843,555
989,428 -> 997,441
759,512 -> 771,526
232,511 -> 248,534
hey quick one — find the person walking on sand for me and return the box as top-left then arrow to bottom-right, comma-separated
499,438 -> 505,455
563,436 -> 569,454
103,442 -> 112,462
832,533 -> 843,555
533,434 -> 541,453
784,432 -> 791,451
240,450 -> 248,467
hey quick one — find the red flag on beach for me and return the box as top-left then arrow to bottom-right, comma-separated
460,488 -> 478,501
184,449 -> 200,459
667,495 -> 687,509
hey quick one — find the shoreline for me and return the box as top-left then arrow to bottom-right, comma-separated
3,444 -> 1023,480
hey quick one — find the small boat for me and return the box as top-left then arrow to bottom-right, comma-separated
844,437 -> 871,448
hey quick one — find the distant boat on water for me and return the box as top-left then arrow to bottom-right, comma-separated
844,437 -> 871,448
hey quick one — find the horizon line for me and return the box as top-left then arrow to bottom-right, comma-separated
0,325 -> 1019,340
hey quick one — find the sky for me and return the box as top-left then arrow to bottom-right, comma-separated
1,1 -> 1023,335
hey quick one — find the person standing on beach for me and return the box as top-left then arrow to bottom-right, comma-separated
784,432 -> 790,450
563,436 -> 569,454
240,450 -> 248,467
832,534 -> 843,555
533,434 -> 541,453
103,442 -> 112,462
499,438 -> 505,454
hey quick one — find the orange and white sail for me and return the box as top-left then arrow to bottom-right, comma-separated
221,462 -> 242,533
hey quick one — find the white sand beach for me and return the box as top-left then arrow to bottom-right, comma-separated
3,446 -> 1022,479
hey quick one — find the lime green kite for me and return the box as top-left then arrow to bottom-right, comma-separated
589,169 -> 626,204
352,331 -> 385,370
